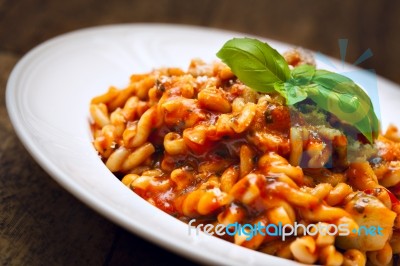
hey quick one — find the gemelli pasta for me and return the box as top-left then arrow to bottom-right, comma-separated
90,51 -> 400,265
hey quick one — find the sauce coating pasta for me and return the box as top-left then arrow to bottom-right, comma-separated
90,55 -> 400,265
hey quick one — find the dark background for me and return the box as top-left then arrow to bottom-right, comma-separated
1,0 -> 399,83
1,0 -> 399,265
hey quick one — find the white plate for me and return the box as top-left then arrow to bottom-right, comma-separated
6,24 -> 400,266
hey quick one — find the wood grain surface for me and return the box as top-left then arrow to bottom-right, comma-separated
0,1 -> 399,265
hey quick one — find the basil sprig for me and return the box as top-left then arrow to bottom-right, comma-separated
216,38 -> 379,143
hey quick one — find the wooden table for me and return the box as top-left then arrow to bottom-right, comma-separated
1,1 -> 399,265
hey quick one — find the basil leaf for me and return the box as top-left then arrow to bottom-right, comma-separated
273,65 -> 314,105
216,38 -> 290,92
306,70 -> 379,143
274,82 -> 308,105
291,64 -> 315,84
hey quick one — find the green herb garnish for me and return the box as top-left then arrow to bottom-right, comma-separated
216,38 -> 379,143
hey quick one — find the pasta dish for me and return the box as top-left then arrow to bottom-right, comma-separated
89,38 -> 400,266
